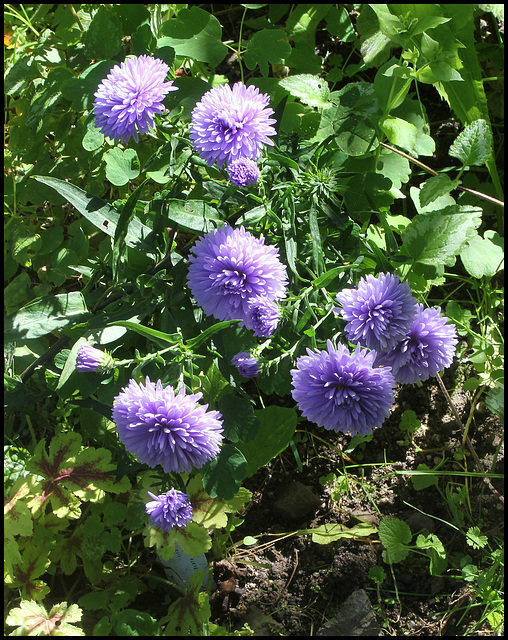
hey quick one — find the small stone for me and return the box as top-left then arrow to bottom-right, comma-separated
272,481 -> 321,522
316,589 -> 383,636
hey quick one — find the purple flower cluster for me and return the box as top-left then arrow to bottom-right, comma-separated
145,489 -> 193,532
190,82 -> 276,186
93,55 -> 177,143
187,224 -> 286,336
335,274 -> 457,385
112,377 -> 223,474
291,273 -> 458,436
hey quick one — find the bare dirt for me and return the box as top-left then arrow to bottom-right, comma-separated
208,363 -> 504,636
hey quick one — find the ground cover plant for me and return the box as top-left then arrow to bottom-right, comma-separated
4,3 -> 504,636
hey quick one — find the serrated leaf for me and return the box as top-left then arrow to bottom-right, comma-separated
378,518 -> 412,564
161,578 -> 210,635
189,475 -> 251,529
25,432 -> 130,518
419,174 -> 459,207
416,533 -> 448,576
449,119 -> 494,166
144,521 -> 211,562
217,394 -> 260,443
201,444 -> 248,500
401,205 -> 482,265
6,600 -> 85,636
280,74 -> 331,108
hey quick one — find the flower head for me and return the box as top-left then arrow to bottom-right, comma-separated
335,273 -> 417,352
187,225 -> 287,323
190,82 -> 276,167
231,352 -> 260,378
75,344 -> 114,373
374,304 -> 458,384
227,157 -> 260,186
112,377 -> 223,473
93,55 -> 177,143
145,489 -> 193,532
245,296 -> 280,337
291,340 -> 395,436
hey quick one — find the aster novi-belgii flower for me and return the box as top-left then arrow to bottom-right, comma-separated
75,344 -> 114,373
231,352 -> 260,378
93,55 -> 177,143
145,489 -> 193,532
335,273 -> 417,352
187,225 -> 287,323
227,157 -> 260,186
189,82 -> 276,168
245,296 -> 280,337
112,377 -> 223,473
374,304 -> 458,384
291,340 -> 395,436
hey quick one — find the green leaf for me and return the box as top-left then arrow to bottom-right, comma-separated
401,205 -> 482,265
460,231 -> 504,278
113,609 -> 162,636
304,521 -> 377,545
279,74 -> 331,108
235,405 -> 298,477
449,119 -> 494,167
419,174 -> 459,207
244,30 -> 292,77
201,444 -> 248,500
161,576 -> 210,635
466,526 -> 488,550
189,475 -> 251,529
106,320 -> 182,348
335,115 -> 378,156
218,394 -> 260,444
378,518 -> 412,564
379,116 -> 417,152
485,387 -> 504,425
410,464 -> 439,490
83,6 -> 123,60
159,7 -> 227,66
5,292 -> 90,341
32,176 -> 156,257
6,601 -> 85,636
104,148 -> 141,186
186,320 -> 241,350
113,180 -> 147,281
4,271 -> 32,314
25,432 -> 130,519
416,533 -> 448,575
162,199 -> 223,233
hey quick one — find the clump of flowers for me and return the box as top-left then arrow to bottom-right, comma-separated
187,224 -> 287,326
189,82 -> 276,168
231,352 -> 260,378
335,273 -> 417,353
112,377 -> 223,473
145,489 -> 193,532
75,344 -> 114,373
291,340 -> 396,436
374,304 -> 458,384
227,157 -> 260,186
93,55 -> 177,143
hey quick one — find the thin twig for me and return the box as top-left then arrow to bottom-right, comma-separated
380,141 -> 504,208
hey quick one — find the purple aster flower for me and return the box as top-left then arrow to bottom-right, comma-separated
75,344 -> 114,373
189,82 -> 276,167
145,489 -> 193,532
335,273 -> 417,352
291,340 -> 396,436
231,352 -> 260,378
245,296 -> 280,337
112,377 -> 223,473
93,55 -> 177,143
227,157 -> 260,186
187,225 -> 287,323
374,304 -> 458,384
